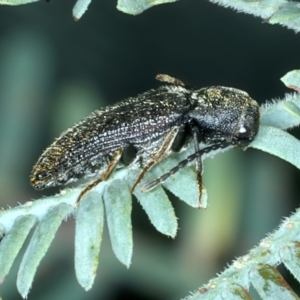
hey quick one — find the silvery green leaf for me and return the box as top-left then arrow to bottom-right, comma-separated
129,169 -> 178,238
250,125 -> 300,170
117,0 -> 178,15
261,94 -> 300,130
17,204 -> 71,298
250,264 -> 298,300
268,2 -> 300,23
281,69 -> 300,89
75,191 -> 104,290
72,0 -> 92,20
0,215 -> 36,282
221,283 -> 252,299
208,0 -> 300,32
0,0 -> 38,4
104,179 -> 133,267
280,242 -> 300,283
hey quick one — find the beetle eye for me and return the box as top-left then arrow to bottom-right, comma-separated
238,126 -> 247,135
236,126 -> 251,141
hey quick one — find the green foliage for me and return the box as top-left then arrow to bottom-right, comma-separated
1,70 -> 300,298
1,0 -> 300,299
187,206 -> 300,299
116,0 -> 178,15
209,0 -> 300,32
2,0 -> 300,27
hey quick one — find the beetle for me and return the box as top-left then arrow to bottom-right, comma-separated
30,74 -> 260,205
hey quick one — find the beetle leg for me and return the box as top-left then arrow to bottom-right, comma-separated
130,126 -> 179,193
189,126 -> 205,207
142,149 -> 201,192
75,148 -> 123,208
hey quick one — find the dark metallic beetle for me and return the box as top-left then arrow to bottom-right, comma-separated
30,74 -> 260,204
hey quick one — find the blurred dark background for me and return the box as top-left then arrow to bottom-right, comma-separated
0,0 -> 299,299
